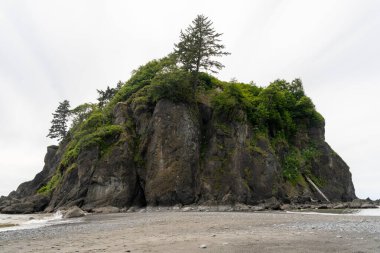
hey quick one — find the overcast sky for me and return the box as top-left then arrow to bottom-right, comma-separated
0,0 -> 379,199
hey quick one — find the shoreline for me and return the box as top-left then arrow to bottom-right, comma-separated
1,211 -> 380,252
2,197 -> 379,215
1,203 -> 379,232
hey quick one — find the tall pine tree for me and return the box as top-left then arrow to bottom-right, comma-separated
47,100 -> 70,141
174,15 -> 230,92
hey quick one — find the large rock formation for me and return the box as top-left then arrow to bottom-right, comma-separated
0,97 -> 355,214
0,59 -> 357,213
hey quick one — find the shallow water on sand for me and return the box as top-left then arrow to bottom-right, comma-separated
355,207 -> 380,216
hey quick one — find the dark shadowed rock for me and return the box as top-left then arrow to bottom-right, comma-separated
199,111 -> 281,205
263,197 -> 281,210
143,100 -> 200,205
293,196 -> 312,204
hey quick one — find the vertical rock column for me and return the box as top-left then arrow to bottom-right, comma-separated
144,100 -> 200,205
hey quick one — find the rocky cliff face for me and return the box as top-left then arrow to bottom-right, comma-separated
0,98 -> 356,214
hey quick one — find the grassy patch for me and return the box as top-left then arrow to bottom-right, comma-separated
37,172 -> 62,195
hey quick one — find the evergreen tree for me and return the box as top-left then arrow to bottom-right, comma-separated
47,100 -> 71,141
97,81 -> 123,107
174,15 -> 230,92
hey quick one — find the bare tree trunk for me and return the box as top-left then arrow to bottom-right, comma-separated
193,56 -> 201,97
192,71 -> 199,98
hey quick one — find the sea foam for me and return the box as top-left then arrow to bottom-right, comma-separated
0,210 -> 80,232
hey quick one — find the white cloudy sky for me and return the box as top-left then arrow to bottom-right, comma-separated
0,0 -> 379,199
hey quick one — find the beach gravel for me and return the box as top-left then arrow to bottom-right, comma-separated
0,211 -> 379,252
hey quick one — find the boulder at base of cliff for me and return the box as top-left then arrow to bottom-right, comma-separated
63,206 -> 85,218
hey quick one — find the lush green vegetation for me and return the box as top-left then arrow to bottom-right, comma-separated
212,78 -> 324,140
281,145 -> 322,185
61,124 -> 123,168
282,149 -> 302,184
104,56 -> 178,114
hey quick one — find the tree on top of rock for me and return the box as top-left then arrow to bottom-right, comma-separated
97,81 -> 123,108
47,100 -> 71,141
174,14 -> 230,92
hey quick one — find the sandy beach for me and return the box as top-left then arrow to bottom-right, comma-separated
1,210 -> 380,253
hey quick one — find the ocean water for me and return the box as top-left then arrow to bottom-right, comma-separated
0,211 -> 80,232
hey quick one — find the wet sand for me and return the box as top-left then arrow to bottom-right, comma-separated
0,224 -> 17,229
1,211 -> 380,252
